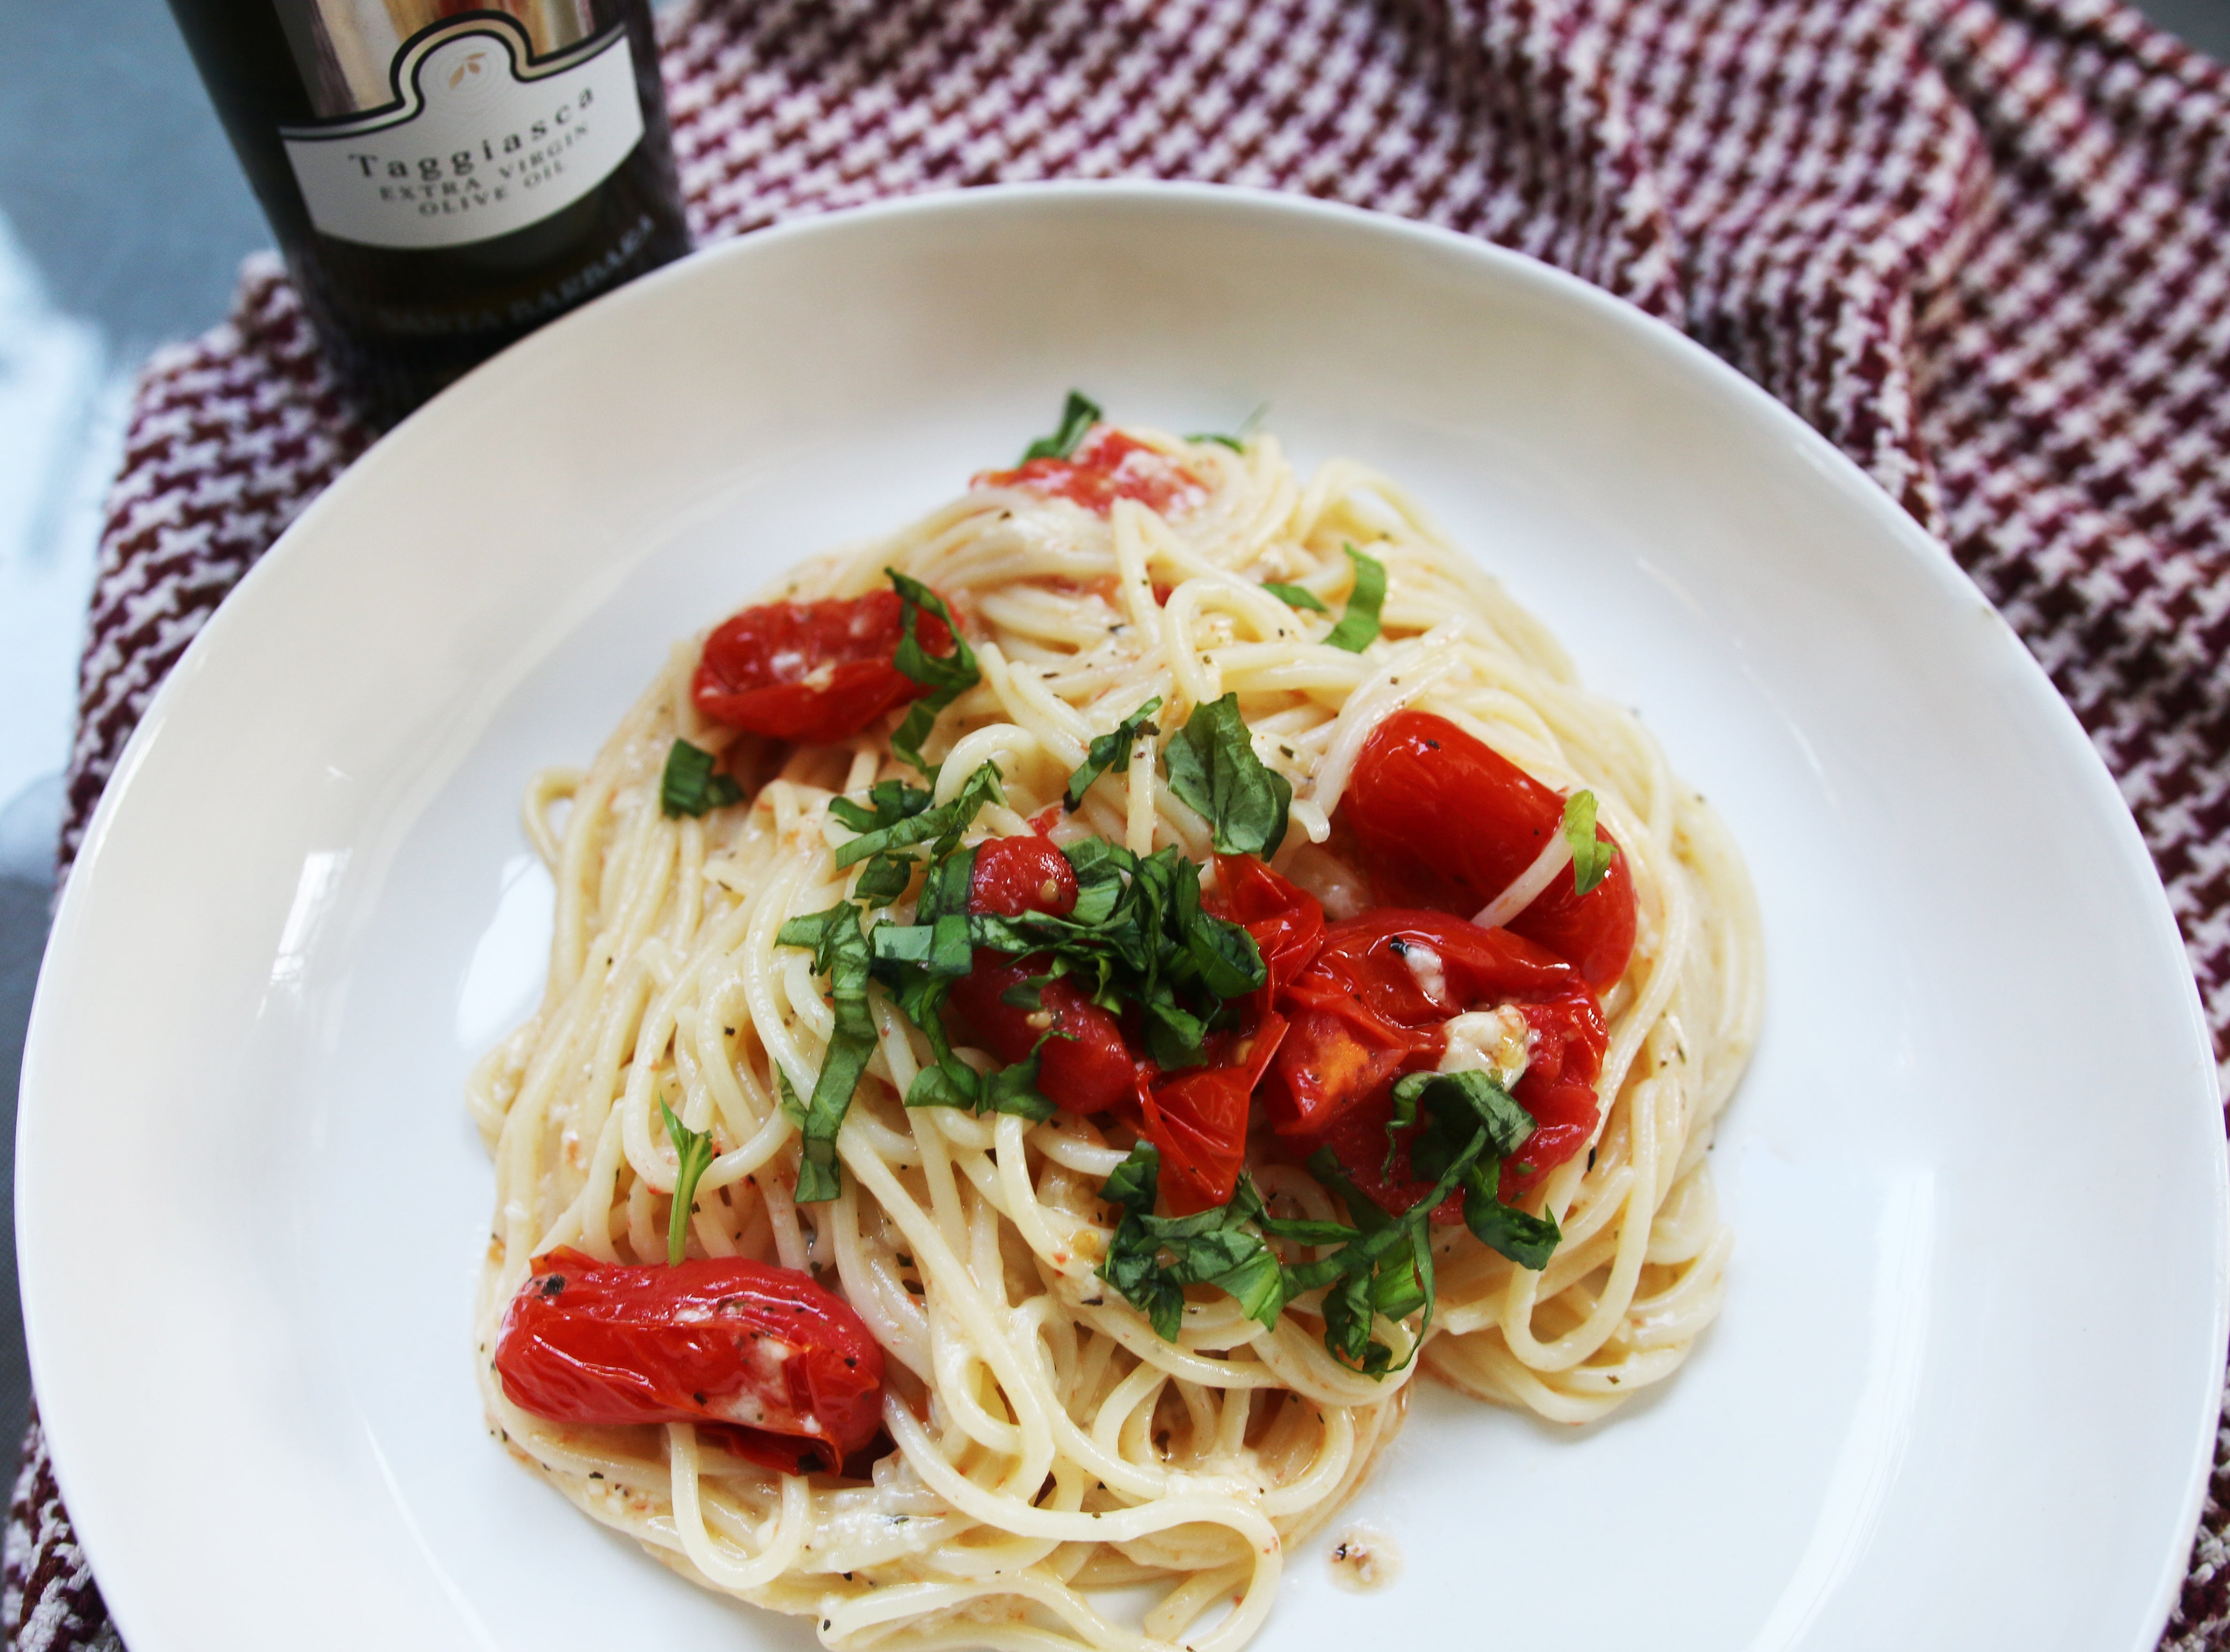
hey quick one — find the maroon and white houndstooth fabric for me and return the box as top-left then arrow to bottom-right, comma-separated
13,0 -> 2230,1645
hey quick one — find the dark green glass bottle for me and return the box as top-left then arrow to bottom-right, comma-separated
166,0 -> 690,425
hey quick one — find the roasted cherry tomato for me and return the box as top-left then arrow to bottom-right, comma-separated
495,1247 -> 886,1476
1207,854 -> 1325,1018
973,429 -> 1204,517
1270,909 -> 1576,1137
970,834 -> 1077,918
944,835 -> 1135,1115
1137,1014 -> 1289,1216
1303,982 -> 1608,1220
1342,710 -> 1636,993
692,588 -> 955,745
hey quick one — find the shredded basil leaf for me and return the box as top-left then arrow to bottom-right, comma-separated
1094,1066 -> 1562,1373
1262,581 -> 1329,614
1322,543 -> 1386,653
886,570 -> 980,777
1064,697 -> 1162,811
660,738 -> 744,817
829,778 -> 933,834
1164,693 -> 1291,859
658,1099 -> 717,1266
772,902 -> 877,1202
1182,403 -> 1266,453
1097,1151 -> 1289,1341
1020,391 -> 1102,463
835,761 -> 1003,870
1563,789 -> 1620,897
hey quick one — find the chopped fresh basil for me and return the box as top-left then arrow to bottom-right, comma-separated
834,761 -> 1003,870
1182,403 -> 1266,453
1323,543 -> 1386,653
1563,789 -> 1620,897
886,570 -> 980,777
1262,582 -> 1329,614
1164,693 -> 1291,859
1064,696 -> 1162,811
852,853 -> 916,906
772,902 -> 878,1202
1097,1145 -> 1288,1340
658,1099 -> 717,1266
828,777 -> 934,835
660,738 -> 744,818
1020,391 -> 1102,463
1096,1071 -> 1562,1372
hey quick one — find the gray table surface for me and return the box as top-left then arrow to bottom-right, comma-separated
0,0 -> 2223,1478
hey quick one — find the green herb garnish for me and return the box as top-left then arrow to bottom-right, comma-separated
660,738 -> 743,817
658,1098 -> 717,1265
1020,391 -> 1102,463
772,902 -> 877,1202
1064,697 -> 1162,811
1096,1070 -> 1561,1372
833,761 -> 1003,870
1262,582 -> 1329,613
1098,1145 -> 1288,1340
1323,543 -> 1386,653
1562,789 -> 1620,897
1183,403 -> 1267,453
886,570 -> 980,777
1163,693 -> 1291,859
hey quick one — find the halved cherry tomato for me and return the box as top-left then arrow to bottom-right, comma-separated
943,835 -> 1135,1115
1342,711 -> 1636,993
495,1247 -> 886,1475
1269,910 -> 1576,1137
692,588 -> 955,745
973,430 -> 1204,517
1138,1014 -> 1288,1215
1206,854 -> 1325,1018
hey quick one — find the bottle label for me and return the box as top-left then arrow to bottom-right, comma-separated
279,19 -> 645,251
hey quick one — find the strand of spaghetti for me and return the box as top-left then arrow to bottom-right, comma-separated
665,1424 -> 811,1591
1472,830 -> 1576,931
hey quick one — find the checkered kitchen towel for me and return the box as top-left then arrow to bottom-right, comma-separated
11,0 -> 2230,1646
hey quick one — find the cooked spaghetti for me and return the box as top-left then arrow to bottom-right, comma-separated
469,400 -> 1762,1651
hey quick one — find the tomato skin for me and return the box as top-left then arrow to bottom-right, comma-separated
1138,1015 -> 1288,1215
973,430 -> 1203,517
970,834 -> 1078,919
1269,909 -> 1575,1137
946,958 -> 1138,1116
1287,983 -> 1606,1221
495,1248 -> 885,1474
943,834 -> 1135,1116
692,589 -> 954,745
1207,855 -> 1325,1017
1343,711 -> 1636,993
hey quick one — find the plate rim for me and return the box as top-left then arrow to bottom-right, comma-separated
20,177 -> 2227,1649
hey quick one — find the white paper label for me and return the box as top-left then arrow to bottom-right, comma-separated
279,21 -> 644,251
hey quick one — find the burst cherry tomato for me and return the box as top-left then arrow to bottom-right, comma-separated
1342,710 -> 1636,992
1137,1014 -> 1288,1215
1206,855 -> 1325,1018
1269,909 -> 1576,1138
943,836 -> 1135,1115
495,1248 -> 886,1476
692,588 -> 955,745
973,430 -> 1204,517
1306,982 -> 1608,1220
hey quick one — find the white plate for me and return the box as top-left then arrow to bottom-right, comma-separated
20,184 -> 2225,1652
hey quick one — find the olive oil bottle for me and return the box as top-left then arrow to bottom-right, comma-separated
167,0 -> 690,424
